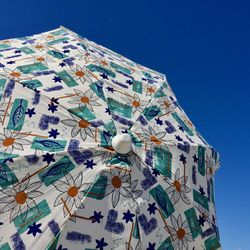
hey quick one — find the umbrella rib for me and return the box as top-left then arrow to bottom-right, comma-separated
127,222 -> 134,250
157,208 -> 175,243
12,130 -> 48,138
1,95 -> 12,126
13,164 -> 49,187
61,198 -> 92,221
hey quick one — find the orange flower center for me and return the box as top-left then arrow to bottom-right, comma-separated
67,186 -> 79,197
173,180 -> 181,192
78,119 -> 89,128
132,101 -> 140,107
112,176 -> 122,188
101,60 -> 108,66
47,35 -> 54,39
15,191 -> 27,205
177,228 -> 186,239
147,87 -> 155,93
3,137 -> 15,147
75,71 -> 85,77
35,45 -> 44,49
150,136 -> 161,145
10,72 -> 21,78
164,101 -> 170,109
80,96 -> 89,103
36,57 -> 45,62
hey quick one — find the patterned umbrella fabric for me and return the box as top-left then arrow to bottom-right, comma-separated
0,27 -> 221,250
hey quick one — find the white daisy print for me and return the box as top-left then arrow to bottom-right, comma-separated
53,172 -> 85,216
0,174 -> 42,222
33,43 -> 46,51
121,94 -> 148,114
165,168 -> 191,205
206,154 -> 220,179
61,114 -> 94,142
68,88 -> 101,111
141,126 -> 166,145
145,85 -> 156,97
31,54 -> 55,65
0,129 -> 31,154
166,214 -> 193,250
141,125 -> 173,149
157,96 -> 176,115
69,64 -> 93,84
0,67 -> 23,81
101,167 -> 132,208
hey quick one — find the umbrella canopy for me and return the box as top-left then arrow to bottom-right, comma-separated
0,27 -> 221,250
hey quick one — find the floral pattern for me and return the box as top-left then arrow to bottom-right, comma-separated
0,174 -> 42,222
0,26 -> 221,250
53,172 -> 85,216
167,214 -> 193,250
101,167 -> 132,208
165,168 -> 191,205
61,114 -> 94,141
0,129 -> 31,154
68,88 -> 101,111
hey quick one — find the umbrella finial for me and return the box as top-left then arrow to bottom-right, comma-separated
112,133 -> 132,154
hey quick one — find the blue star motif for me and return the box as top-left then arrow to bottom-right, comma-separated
175,135 -> 183,141
25,107 -> 36,118
48,128 -> 60,139
198,215 -> 206,227
146,242 -> 156,250
199,186 -> 206,196
193,154 -> 198,163
84,159 -> 97,169
59,62 -> 66,67
122,210 -> 135,223
155,117 -> 163,125
53,76 -> 62,82
51,97 -> 59,104
96,237 -> 108,250
106,86 -> 114,92
103,130 -> 112,139
100,73 -> 108,79
42,153 -> 55,164
90,211 -> 104,223
48,102 -> 58,113
178,125 -> 184,132
179,154 -> 187,165
105,108 -> 111,115
7,61 -> 15,64
126,79 -> 133,85
152,168 -> 160,177
147,202 -> 157,215
27,222 -> 42,237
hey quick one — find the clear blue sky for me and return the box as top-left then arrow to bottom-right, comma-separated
1,1 -> 249,249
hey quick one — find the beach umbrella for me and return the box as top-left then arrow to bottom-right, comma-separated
0,26 -> 221,250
